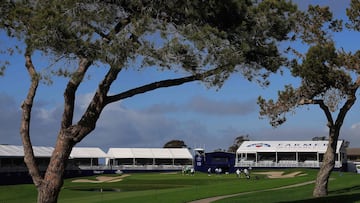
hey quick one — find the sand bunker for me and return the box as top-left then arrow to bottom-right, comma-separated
253,171 -> 305,179
72,174 -> 130,183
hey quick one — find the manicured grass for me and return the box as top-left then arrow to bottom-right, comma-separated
1,169 -> 360,203
216,171 -> 360,203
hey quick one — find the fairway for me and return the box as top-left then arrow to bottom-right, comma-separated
1,169 -> 360,203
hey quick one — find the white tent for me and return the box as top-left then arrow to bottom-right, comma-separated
0,144 -> 53,157
107,148 -> 134,159
0,145 -> 108,159
107,148 -> 192,159
107,148 -> 193,166
70,147 -> 108,159
169,148 -> 194,159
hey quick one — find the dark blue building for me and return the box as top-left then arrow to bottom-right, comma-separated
193,148 -> 236,173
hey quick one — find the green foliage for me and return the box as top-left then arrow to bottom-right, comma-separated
294,5 -> 343,45
258,3 -> 360,127
228,135 -> 250,152
0,0 -> 298,86
346,0 -> 360,31
0,2 -> 299,200
163,140 -> 187,148
258,85 -> 299,127
257,4 -> 360,197
292,43 -> 352,96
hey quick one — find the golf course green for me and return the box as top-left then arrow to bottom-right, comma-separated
1,169 -> 360,203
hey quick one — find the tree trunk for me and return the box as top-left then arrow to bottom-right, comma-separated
37,135 -> 74,203
313,128 -> 338,197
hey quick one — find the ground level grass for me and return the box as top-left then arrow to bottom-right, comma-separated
1,169 -> 360,203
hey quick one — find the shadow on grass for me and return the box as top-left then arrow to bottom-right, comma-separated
280,192 -> 360,203
330,185 -> 360,195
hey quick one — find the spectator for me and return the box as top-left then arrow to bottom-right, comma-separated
244,168 -> 250,179
236,169 -> 240,178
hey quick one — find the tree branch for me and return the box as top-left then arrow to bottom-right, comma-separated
105,66 -> 222,105
61,58 -> 92,129
335,90 -> 357,128
299,98 -> 334,127
71,66 -> 123,142
20,54 -> 43,187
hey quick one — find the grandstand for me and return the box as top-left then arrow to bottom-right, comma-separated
106,148 -> 193,172
235,141 -> 347,169
0,144 -> 110,184
0,144 -> 53,173
68,147 -> 108,168
0,144 -> 193,184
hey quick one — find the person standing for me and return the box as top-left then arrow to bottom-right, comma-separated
236,169 -> 240,178
244,168 -> 250,179
190,168 -> 195,176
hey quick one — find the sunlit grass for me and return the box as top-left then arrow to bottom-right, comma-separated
1,169 -> 360,203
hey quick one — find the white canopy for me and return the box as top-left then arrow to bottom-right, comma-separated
170,148 -> 194,159
107,148 -> 134,158
69,147 -> 108,159
0,144 -> 54,157
107,148 -> 193,159
237,141 -> 344,154
0,145 -> 108,159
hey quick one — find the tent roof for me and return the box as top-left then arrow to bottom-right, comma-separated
150,148 -> 173,158
107,148 -> 193,159
237,141 -> 344,153
0,145 -> 53,157
0,145 -> 24,157
33,146 -> 55,157
169,148 -> 193,159
69,147 -> 108,158
107,148 -> 134,158
0,145 -> 193,159
0,145 -> 108,158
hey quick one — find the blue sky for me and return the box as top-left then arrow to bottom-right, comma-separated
1,0 -> 360,152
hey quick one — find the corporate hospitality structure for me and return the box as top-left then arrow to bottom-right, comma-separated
0,144 -> 111,184
0,144 -> 193,184
0,140 -> 353,185
235,140 -> 347,169
106,148 -> 193,172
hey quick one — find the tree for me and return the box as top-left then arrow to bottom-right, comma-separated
258,3 -> 360,197
163,140 -> 187,148
0,1 -> 297,202
312,136 -> 327,141
228,134 -> 250,152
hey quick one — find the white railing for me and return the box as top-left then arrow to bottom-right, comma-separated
236,160 -> 343,168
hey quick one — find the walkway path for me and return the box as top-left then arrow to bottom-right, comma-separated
188,180 -> 315,203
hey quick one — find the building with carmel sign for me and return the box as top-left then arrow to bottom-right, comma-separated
235,140 -> 347,169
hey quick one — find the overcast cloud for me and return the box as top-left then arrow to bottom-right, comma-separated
0,92 -> 252,151
2,86 -> 360,151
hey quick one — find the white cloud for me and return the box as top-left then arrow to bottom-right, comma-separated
76,93 -> 95,110
142,95 -> 257,116
351,122 -> 360,130
3,91 -> 360,152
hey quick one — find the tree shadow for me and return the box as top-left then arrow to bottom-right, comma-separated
329,185 -> 360,195
279,192 -> 360,203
